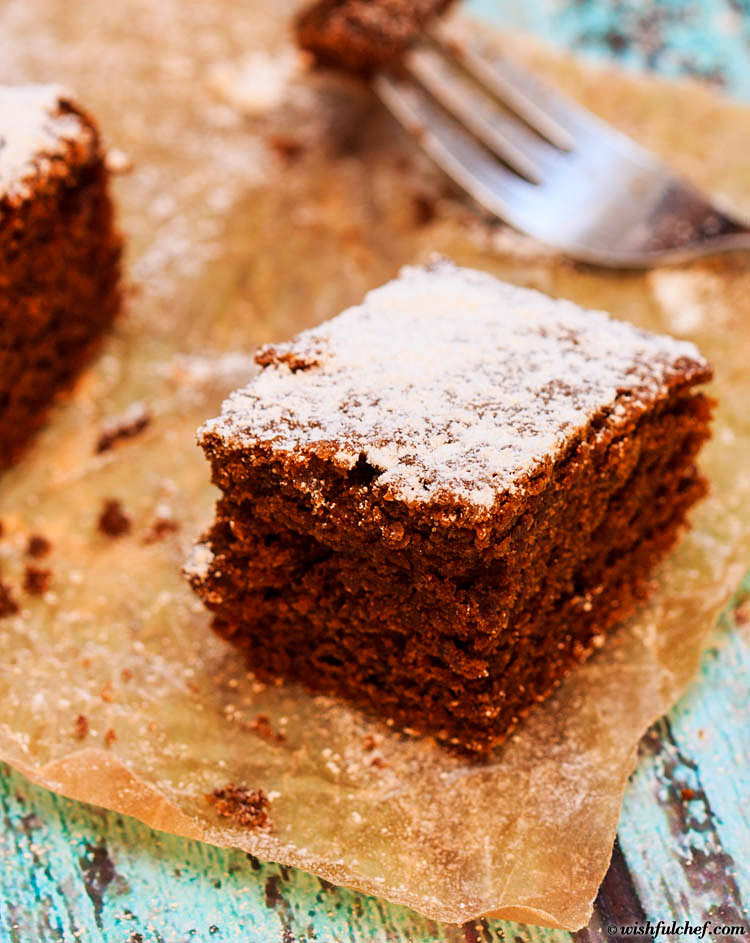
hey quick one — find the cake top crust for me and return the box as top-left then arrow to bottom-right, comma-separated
201,261 -> 710,509
0,84 -> 92,201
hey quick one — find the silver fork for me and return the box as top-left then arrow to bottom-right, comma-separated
374,24 -> 750,267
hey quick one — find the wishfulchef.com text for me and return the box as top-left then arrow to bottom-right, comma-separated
606,921 -> 747,938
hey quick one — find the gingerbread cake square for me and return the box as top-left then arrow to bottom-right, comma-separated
0,85 -> 121,470
187,261 -> 713,755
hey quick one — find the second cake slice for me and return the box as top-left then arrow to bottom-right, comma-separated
188,260 -> 713,755
0,85 -> 121,469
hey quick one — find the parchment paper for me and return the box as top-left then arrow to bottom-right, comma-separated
0,0 -> 749,929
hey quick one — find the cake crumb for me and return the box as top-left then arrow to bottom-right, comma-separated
267,133 -> 305,163
104,728 -> 117,748
246,714 -> 286,745
23,566 -> 52,596
105,147 -> 133,174
100,681 -> 115,703
362,734 -> 377,751
98,499 -> 132,537
121,668 -> 134,682
735,597 -> 750,626
0,580 -> 19,618
142,514 -> 180,544
206,784 -> 271,829
413,193 -> 437,226
26,534 -> 52,558
96,405 -> 151,453
74,714 -> 89,740
370,756 -> 387,769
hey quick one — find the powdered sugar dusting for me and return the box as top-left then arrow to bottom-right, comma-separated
183,541 -> 215,581
202,261 -> 710,509
0,84 -> 86,199
207,47 -> 309,117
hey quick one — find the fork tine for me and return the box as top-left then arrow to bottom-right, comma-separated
431,24 -> 586,151
373,72 -> 535,217
406,47 -> 564,184
432,25 -> 671,176
378,36 -> 750,266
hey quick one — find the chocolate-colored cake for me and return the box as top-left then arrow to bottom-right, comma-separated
295,0 -> 456,72
0,85 -> 121,470
187,261 -> 713,756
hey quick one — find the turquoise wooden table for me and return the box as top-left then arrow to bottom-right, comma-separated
2,2 -> 750,940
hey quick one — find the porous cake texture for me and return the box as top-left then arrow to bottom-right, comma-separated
188,261 -> 713,755
0,85 -> 121,469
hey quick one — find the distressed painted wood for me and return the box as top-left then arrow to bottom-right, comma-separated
617,575 -> 750,929
1,582 -> 747,942
468,0 -> 750,101
0,763 -> 566,943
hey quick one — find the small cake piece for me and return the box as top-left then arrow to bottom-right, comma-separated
188,261 -> 713,756
295,0 -> 457,72
0,85 -> 121,470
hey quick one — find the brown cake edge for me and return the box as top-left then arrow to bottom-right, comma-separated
0,97 -> 123,469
